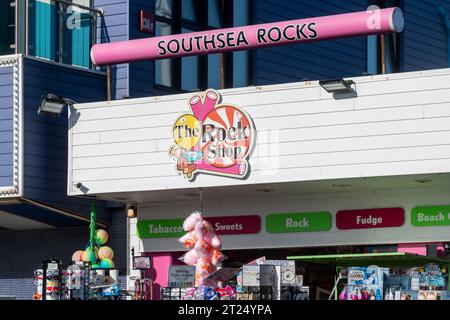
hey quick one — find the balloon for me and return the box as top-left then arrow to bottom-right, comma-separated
95,229 -> 109,245
92,264 -> 101,269
100,258 -> 115,269
72,250 -> 84,262
98,246 -> 114,260
82,248 -> 97,262
182,211 -> 202,231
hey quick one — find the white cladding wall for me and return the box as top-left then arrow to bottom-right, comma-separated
130,188 -> 450,252
69,68 -> 450,196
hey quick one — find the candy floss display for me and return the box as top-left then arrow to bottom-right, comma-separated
178,212 -> 226,286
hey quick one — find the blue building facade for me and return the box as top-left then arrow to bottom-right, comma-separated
0,0 -> 449,299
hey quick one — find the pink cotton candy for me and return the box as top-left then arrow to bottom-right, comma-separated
182,211 -> 203,231
179,249 -> 199,265
178,230 -> 199,249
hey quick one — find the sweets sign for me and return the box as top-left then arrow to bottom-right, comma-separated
169,90 -> 254,181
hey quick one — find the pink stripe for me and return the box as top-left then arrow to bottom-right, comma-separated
91,8 -> 403,65
196,162 -> 241,175
201,91 -> 219,121
189,95 -> 203,119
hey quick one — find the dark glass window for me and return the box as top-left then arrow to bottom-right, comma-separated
233,0 -> 250,87
181,28 -> 199,91
156,0 -> 172,19
154,0 -> 252,91
0,0 -> 15,55
156,21 -> 173,87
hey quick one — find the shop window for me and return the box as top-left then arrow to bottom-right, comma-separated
367,0 -> 401,74
154,0 -> 252,91
0,0 -> 15,55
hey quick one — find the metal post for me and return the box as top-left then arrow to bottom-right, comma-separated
106,64 -> 111,101
380,34 -> 386,74
58,2 -> 64,63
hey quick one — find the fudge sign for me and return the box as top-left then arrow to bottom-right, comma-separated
169,89 -> 254,180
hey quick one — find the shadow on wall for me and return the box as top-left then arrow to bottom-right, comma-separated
98,15 -> 117,99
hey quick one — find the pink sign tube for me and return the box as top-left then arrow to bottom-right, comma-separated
91,7 -> 404,66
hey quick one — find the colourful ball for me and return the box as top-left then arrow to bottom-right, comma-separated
92,264 -> 101,269
95,229 -> 109,245
82,248 -> 98,263
100,258 -> 115,269
98,246 -> 114,260
72,250 -> 84,262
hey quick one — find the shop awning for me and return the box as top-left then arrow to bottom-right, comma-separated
286,252 -> 450,268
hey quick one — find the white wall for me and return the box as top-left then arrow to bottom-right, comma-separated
69,68 -> 450,197
129,187 -> 450,253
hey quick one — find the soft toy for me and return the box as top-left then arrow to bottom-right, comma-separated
178,211 -> 226,286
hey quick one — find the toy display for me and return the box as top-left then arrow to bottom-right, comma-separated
346,266 -> 387,301
418,263 -> 446,290
161,285 -> 237,300
33,203 -> 121,300
178,211 -> 226,286
72,203 -> 116,269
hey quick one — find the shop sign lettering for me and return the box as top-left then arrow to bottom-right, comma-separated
336,208 -> 404,230
137,215 -> 260,239
411,206 -> 450,227
266,212 -> 332,233
136,218 -> 185,239
169,89 -> 255,181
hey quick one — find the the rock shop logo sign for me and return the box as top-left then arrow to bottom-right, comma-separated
169,89 -> 254,181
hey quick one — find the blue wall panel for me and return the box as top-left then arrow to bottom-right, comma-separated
253,0 -> 368,85
128,0 -> 161,98
22,57 -> 109,222
0,66 -> 14,188
402,0 -> 450,71
95,0 -> 130,99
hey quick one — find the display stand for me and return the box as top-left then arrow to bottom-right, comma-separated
41,260 -> 62,301
132,255 -> 153,300
287,252 -> 450,300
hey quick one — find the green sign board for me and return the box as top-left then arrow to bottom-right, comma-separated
411,206 -> 450,227
266,212 -> 332,233
137,218 -> 184,238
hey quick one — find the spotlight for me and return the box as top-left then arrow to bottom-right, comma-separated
37,93 -> 76,117
319,78 -> 355,94
127,205 -> 137,218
